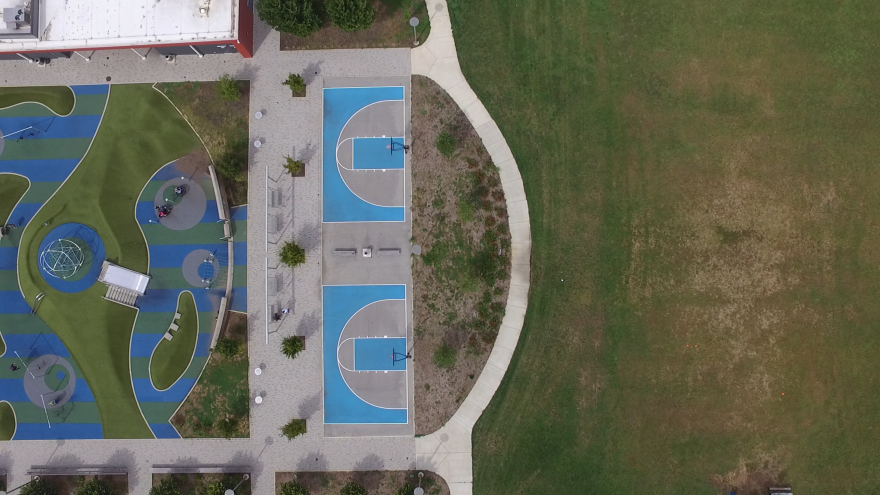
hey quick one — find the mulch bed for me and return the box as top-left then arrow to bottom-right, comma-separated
410,75 -> 512,434
40,475 -> 127,495
276,471 -> 447,495
280,0 -> 430,50
154,473 -> 251,495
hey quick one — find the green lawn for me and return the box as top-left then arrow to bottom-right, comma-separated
150,292 -> 198,390
453,0 -> 880,493
0,401 -> 14,440
0,86 -> 75,115
0,173 -> 28,226
17,84 -> 202,438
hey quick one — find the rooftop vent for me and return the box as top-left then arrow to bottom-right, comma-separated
3,6 -> 30,29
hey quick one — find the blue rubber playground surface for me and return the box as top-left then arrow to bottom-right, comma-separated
37,223 -> 106,294
323,86 -> 406,223
353,337 -> 407,371
323,284 -> 408,424
352,137 -> 406,170
0,85 -> 108,440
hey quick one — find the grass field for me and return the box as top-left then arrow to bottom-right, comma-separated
150,292 -> 198,390
0,86 -> 75,115
451,0 -> 880,493
0,173 -> 28,226
17,84 -> 202,438
0,401 -> 14,440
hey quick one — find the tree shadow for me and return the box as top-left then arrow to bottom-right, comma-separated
295,452 -> 328,472
297,391 -> 321,420
295,222 -> 320,252
296,311 -> 320,339
107,448 -> 138,490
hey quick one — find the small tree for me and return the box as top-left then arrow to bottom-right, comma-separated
216,74 -> 241,102
149,477 -> 181,495
327,0 -> 376,32
280,241 -> 306,267
21,478 -> 57,495
281,418 -> 307,440
75,479 -> 112,495
215,416 -> 239,439
205,481 -> 229,495
284,155 -> 304,176
281,335 -> 304,359
213,338 -> 242,358
283,73 -> 307,95
280,481 -> 310,495
339,482 -> 368,495
257,0 -> 322,37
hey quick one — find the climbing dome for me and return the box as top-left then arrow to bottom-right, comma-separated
39,238 -> 85,279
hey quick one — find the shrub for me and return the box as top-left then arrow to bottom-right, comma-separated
149,478 -> 181,495
327,0 -> 376,32
216,416 -> 239,439
281,335 -> 304,359
394,484 -> 414,495
22,479 -> 56,495
339,482 -> 368,495
215,151 -> 244,181
205,481 -> 228,495
257,0 -> 322,37
283,73 -> 307,95
280,241 -> 306,267
435,132 -> 456,158
280,481 -> 310,495
281,418 -> 307,440
75,480 -> 112,495
216,74 -> 241,102
433,344 -> 457,368
213,338 -> 242,358
284,155 -> 304,176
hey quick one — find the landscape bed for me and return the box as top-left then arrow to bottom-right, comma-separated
275,470 -> 448,495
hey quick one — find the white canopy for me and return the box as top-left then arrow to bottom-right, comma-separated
98,262 -> 150,295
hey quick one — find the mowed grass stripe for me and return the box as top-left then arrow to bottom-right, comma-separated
20,181 -> 62,204
69,94 -> 109,116
131,355 -> 208,381
12,401 -> 100,423
141,223 -> 225,245
0,138 -> 93,161
139,401 -> 183,424
0,270 -> 19,291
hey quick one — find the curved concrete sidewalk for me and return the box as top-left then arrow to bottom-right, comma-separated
412,2 -> 532,494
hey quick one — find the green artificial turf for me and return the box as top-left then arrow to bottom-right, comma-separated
0,401 -> 14,440
150,292 -> 198,390
0,173 -> 29,226
451,0 -> 880,493
17,84 -> 202,439
0,86 -> 75,115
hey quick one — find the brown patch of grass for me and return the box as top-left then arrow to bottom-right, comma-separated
410,75 -> 511,434
280,0 -> 430,50
275,471 -> 447,495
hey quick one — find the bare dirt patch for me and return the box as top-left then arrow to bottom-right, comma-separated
171,311 -> 250,438
276,471 -> 447,495
411,75 -> 511,434
279,0 -> 430,50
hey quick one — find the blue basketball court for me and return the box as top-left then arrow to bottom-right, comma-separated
323,284 -> 408,425
352,137 -> 406,170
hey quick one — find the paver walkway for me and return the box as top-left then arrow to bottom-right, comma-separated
412,1 -> 532,494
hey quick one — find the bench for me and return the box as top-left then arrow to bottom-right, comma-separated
268,188 -> 283,207
267,272 -> 282,297
334,248 -> 357,256
267,214 -> 282,234
378,248 -> 402,256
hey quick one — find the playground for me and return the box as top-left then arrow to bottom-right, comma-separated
0,84 -> 247,439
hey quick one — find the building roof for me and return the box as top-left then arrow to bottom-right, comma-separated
0,0 -> 238,53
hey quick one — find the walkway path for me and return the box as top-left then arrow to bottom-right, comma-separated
412,1 -> 531,494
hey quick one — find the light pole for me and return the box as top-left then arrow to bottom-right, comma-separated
1,475 -> 42,495
409,17 -> 420,46
223,474 -> 250,495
